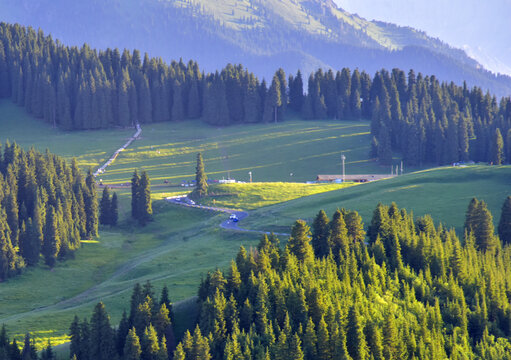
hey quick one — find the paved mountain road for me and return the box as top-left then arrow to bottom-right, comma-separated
166,197 -> 290,236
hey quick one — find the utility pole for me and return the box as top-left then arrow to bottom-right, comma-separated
400,161 -> 403,175
341,154 -> 346,182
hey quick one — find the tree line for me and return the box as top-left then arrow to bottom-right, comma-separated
2,22 -> 511,167
0,141 -> 97,280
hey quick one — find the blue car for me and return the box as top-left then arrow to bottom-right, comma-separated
229,214 -> 239,222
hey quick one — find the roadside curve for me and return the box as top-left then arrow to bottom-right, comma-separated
166,196 -> 290,236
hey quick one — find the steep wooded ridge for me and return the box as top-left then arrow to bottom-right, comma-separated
1,0 -> 510,97
1,23 -> 510,167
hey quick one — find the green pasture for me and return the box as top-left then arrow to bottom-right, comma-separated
0,99 -> 133,169
243,165 -> 511,234
99,119 -> 409,184
201,182 -> 357,210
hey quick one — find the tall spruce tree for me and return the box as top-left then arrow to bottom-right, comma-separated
311,210 -> 330,258
192,153 -> 208,199
85,168 -> 98,238
123,328 -> 142,360
110,192 -> 118,226
138,171 -> 152,225
100,187 -> 111,226
474,201 -> 496,252
498,196 -> 511,244
287,220 -> 314,263
131,170 -> 141,220
490,128 -> 504,165
90,302 -> 117,360
42,206 -> 60,267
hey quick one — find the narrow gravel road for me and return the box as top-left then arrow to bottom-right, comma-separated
166,196 -> 290,236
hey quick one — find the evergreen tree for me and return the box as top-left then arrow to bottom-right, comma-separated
42,206 -> 60,267
490,128 -> 504,165
289,70 -> 304,112
329,209 -> 349,259
138,171 -> 152,225
84,168 -> 99,238
192,153 -> 208,199
124,328 -> 142,360
377,123 -> 392,165
382,311 -> 398,360
90,302 -> 117,360
286,220 -> 314,263
21,333 -> 37,360
117,311 -> 130,356
100,186 -> 111,225
312,210 -> 330,257
263,75 -> 281,123
345,210 -> 366,243
498,196 -> 511,244
131,170 -> 141,220
110,192 -> 118,226
142,324 -> 160,360
465,197 -> 480,235
346,305 -> 368,360
473,201 -> 496,252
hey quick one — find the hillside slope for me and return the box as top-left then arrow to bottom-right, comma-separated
244,165 -> 511,234
1,0 -> 510,96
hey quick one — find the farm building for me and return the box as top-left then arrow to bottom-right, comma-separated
316,174 -> 397,183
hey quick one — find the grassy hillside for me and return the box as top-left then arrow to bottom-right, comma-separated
201,182 -> 356,210
100,118 -> 404,184
0,100 -> 133,169
243,165 -> 511,234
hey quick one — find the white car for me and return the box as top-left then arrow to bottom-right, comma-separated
229,214 -> 239,222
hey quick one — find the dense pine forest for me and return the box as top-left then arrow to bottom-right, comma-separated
1,22 -> 511,167
0,141 -> 96,280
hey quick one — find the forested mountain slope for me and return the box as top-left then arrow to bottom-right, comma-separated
1,0 -> 510,96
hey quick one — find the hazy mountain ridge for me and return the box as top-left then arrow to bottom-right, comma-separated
1,0 -> 510,96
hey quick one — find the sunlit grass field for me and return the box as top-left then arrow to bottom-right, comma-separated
243,165 -> 511,234
99,119 -> 404,184
0,100 -> 133,169
201,182 -> 357,210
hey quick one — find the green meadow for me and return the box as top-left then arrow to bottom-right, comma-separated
1,101 -> 509,357
243,165 -> 511,235
201,182 -> 357,210
0,99 -> 133,169
98,118 -> 405,184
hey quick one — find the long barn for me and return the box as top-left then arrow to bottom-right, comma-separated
316,174 -> 397,182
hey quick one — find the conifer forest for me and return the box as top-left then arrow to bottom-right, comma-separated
0,3 -> 511,359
